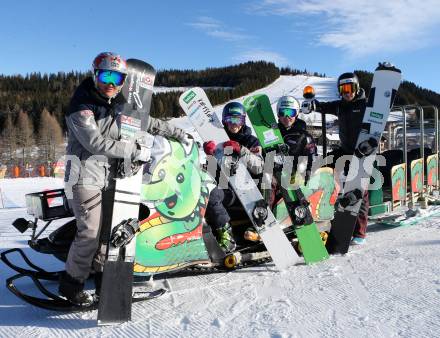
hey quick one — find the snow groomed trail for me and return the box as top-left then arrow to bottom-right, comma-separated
2,186 -> 440,338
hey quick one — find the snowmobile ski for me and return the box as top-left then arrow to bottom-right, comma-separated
1,248 -> 62,281
6,273 -> 166,313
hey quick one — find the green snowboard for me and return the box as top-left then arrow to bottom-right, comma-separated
244,94 -> 329,264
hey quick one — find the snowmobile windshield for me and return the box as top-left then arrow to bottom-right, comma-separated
96,70 -> 126,86
277,108 -> 298,118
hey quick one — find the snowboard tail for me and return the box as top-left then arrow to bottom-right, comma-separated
98,260 -> 134,324
6,272 -> 166,313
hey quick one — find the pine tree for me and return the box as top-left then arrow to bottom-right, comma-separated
16,110 -> 35,166
0,114 -> 17,164
38,108 -> 63,163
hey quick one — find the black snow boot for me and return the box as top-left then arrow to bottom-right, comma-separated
93,272 -> 103,300
59,272 -> 94,307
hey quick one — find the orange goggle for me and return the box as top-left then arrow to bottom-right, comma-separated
338,83 -> 357,95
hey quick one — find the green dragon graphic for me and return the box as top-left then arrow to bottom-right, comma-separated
134,138 -> 215,275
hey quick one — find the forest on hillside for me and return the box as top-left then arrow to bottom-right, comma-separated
0,61 -> 439,168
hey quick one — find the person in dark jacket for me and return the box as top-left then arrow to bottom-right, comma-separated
309,72 -> 369,245
203,102 -> 264,250
268,95 -> 317,212
60,52 -> 189,306
277,95 -> 317,180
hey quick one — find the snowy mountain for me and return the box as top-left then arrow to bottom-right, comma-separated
169,75 -> 339,130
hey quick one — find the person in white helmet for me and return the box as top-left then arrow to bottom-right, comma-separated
60,52 -> 188,306
266,95 -> 317,214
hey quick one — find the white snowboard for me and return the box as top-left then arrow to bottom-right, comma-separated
179,87 -> 300,270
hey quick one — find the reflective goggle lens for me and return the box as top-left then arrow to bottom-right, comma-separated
338,83 -> 355,95
277,108 -> 298,118
96,70 -> 126,86
223,115 -> 245,126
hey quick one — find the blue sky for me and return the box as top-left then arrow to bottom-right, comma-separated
1,0 -> 439,93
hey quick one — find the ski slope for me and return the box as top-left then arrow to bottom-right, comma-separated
169,75 -> 339,133
2,75 -> 440,337
2,178 -> 440,337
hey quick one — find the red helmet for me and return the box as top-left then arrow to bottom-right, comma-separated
92,52 -> 128,74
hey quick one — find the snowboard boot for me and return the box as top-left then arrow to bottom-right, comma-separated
351,237 -> 366,245
93,271 -> 103,301
59,272 -> 94,307
216,224 -> 236,252
244,227 -> 261,242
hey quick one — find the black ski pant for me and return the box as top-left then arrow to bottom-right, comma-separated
205,187 -> 236,230
327,147 -> 369,239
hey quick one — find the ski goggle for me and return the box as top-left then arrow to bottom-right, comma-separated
338,83 -> 356,95
96,70 -> 126,86
223,115 -> 245,126
277,108 -> 298,118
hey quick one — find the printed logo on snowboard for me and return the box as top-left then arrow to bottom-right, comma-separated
120,116 -> 142,140
245,97 -> 258,110
121,115 -> 141,128
263,129 -> 280,144
183,91 -> 196,104
370,111 -> 383,119
135,138 -> 215,274
195,99 -> 215,122
127,70 -> 153,109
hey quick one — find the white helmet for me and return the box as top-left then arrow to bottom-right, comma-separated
276,95 -> 300,117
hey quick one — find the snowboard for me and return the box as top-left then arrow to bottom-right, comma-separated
326,63 -> 401,254
243,93 -> 329,264
98,59 -> 156,325
179,88 -> 300,270
134,136 -> 218,275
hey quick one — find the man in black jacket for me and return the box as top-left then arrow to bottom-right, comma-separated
311,72 -> 369,245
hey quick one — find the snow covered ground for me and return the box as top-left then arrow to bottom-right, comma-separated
2,178 -> 440,337
2,76 -> 440,337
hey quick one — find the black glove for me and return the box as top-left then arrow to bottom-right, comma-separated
110,218 -> 140,248
173,128 -> 193,145
133,140 -> 151,162
117,160 -> 143,178
276,143 -> 289,156
355,137 -> 378,157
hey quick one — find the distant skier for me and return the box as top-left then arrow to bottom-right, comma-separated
203,102 -> 264,250
61,52 -> 188,306
306,72 -> 369,245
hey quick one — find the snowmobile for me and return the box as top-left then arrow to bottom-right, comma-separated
1,137 -> 302,312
